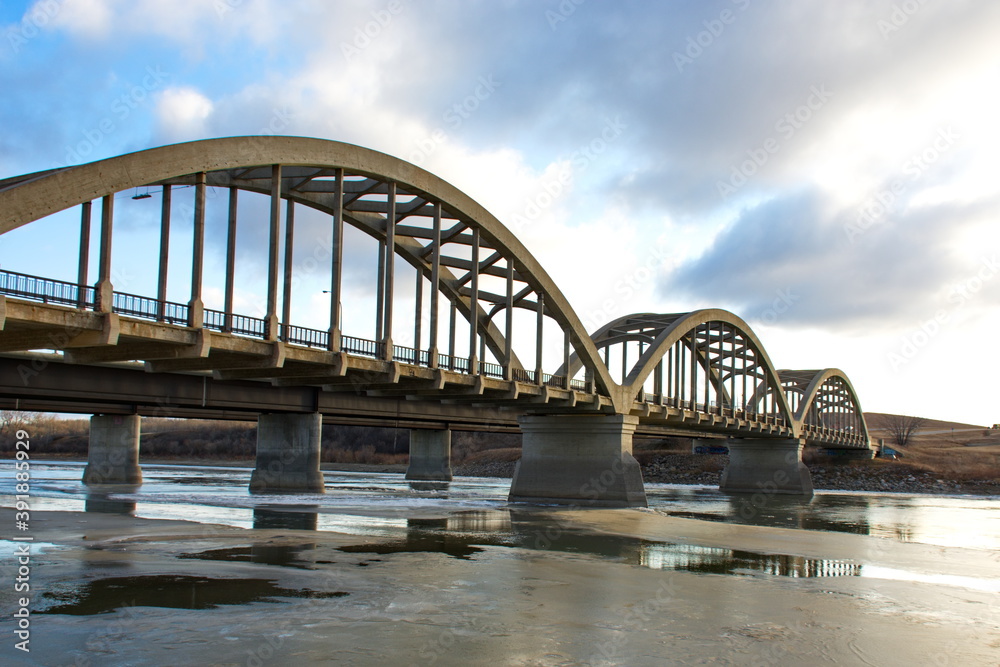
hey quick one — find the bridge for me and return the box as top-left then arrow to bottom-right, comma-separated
0,137 -> 871,506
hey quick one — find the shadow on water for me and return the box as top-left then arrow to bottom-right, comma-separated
653,489 -> 883,537
253,506 -> 319,531
333,510 -> 862,579
38,575 -> 348,615
178,544 -> 318,569
85,488 -> 138,515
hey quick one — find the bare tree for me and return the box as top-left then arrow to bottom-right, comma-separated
0,410 -> 29,436
883,414 -> 927,448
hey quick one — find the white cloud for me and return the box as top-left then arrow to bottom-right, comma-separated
154,86 -> 214,140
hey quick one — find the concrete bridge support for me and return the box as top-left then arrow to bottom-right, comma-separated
508,415 -> 646,507
720,438 -> 813,497
249,412 -> 325,493
83,414 -> 143,485
405,429 -> 453,481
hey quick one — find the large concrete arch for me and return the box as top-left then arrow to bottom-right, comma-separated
789,368 -> 871,444
0,136 -> 622,406
621,309 -> 796,424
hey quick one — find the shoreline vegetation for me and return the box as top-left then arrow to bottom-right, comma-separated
2,412 -> 997,496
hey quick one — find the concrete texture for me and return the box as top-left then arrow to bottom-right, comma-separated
83,414 -> 143,485
405,429 -> 453,481
720,438 -> 813,496
249,412 -> 325,493
509,414 -> 646,507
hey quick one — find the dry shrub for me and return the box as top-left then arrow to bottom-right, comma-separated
461,447 -> 523,464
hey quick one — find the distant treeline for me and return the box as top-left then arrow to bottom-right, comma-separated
0,414 -> 523,465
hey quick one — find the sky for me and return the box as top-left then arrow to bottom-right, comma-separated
1,0 -> 998,426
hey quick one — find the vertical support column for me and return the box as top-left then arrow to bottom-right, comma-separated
667,344 -> 674,405
328,169 -> 345,352
77,201 -> 91,308
83,414 -> 142,485
95,195 -> 114,313
265,165 -> 282,341
224,187 -> 237,333
382,183 -> 396,360
689,330 -> 697,409
468,227 -> 479,374
503,260 -> 514,380
741,338 -> 748,416
562,329 -> 571,389
621,342 -> 627,384
281,198 -> 295,341
249,413 -> 325,493
405,429 -> 453,481
703,330 -> 710,412
534,293 -> 544,385
428,203 -> 441,368
447,299 -> 457,368
720,438 -> 813,496
414,272 -> 423,361
375,233 -> 385,342
188,172 -> 206,328
509,415 -> 646,507
157,185 -> 171,321
654,359 -> 663,401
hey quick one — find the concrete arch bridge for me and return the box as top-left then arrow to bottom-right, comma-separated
0,137 -> 871,506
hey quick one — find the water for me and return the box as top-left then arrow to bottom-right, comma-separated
3,461 -> 1000,665
4,461 -> 999,588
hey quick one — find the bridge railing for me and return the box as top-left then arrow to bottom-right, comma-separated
113,291 -> 189,325
393,344 -> 430,365
0,268 -> 600,394
479,361 -> 504,379
512,368 -> 536,383
281,323 -> 329,349
0,269 -> 94,308
437,353 -> 469,373
341,335 -> 383,359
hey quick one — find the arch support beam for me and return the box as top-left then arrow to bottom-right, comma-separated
720,438 -> 813,497
509,414 -> 646,507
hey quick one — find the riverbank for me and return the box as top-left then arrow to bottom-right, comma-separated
456,453 -> 1000,496
17,452 -> 1000,495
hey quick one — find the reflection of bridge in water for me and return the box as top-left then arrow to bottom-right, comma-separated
81,500 -> 861,580
1,137 -> 873,506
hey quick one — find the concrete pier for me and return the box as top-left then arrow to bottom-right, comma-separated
83,414 -> 142,485
249,413 -> 325,493
720,438 -> 813,496
509,414 -> 646,507
405,429 -> 453,481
